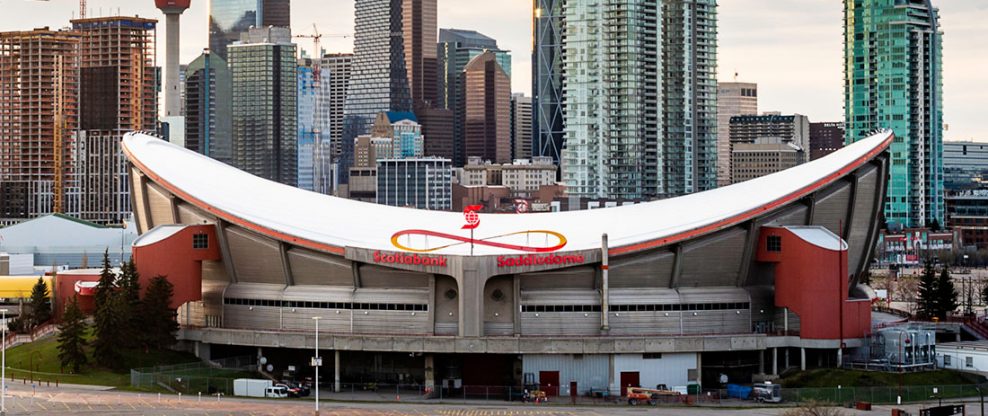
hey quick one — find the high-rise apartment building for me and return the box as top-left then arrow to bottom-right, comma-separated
73,17 -> 157,226
437,29 -> 511,166
229,27 -> 297,186
462,52 -> 511,165
185,50 -> 233,164
844,0 -> 944,227
663,0 -> 718,197
340,0 -> 413,183
716,82 -> 757,186
511,93 -> 533,161
0,28 -> 80,224
209,0 -> 291,61
558,0 -> 660,199
809,122 -> 845,161
532,0 -> 565,165
548,0 -> 717,200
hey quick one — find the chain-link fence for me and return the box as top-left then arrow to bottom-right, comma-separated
130,355 -> 256,395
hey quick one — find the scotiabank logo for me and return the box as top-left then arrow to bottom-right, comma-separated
391,206 -> 568,254
373,251 -> 448,267
497,254 -> 586,268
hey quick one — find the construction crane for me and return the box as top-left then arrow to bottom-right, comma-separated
294,25 -> 351,73
30,0 -> 87,19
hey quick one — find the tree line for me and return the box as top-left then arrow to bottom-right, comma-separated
915,259 -> 960,320
57,250 -> 178,373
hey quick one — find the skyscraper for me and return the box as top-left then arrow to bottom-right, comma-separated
0,28 -> 80,224
844,0 -> 944,227
318,53 -> 353,156
809,122 -> 845,161
209,0 -> 291,61
532,0 -> 564,165
403,0 -> 437,108
73,16 -> 158,226
717,82 -> 757,187
229,27 -> 297,186
340,0 -> 412,183
185,49 -> 233,164
298,64 -> 319,191
462,52 -> 511,164
511,93 -> 533,161
558,0 -> 660,199
663,0 -> 718,197
436,29 -> 511,166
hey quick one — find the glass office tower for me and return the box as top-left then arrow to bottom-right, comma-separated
209,0 -> 291,61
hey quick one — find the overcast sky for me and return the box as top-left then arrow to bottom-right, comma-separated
1,0 -> 985,141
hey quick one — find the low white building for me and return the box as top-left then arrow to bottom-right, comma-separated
522,353 -> 698,396
937,341 -> 988,374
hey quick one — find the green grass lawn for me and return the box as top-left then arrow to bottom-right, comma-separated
4,330 -> 204,388
781,369 -> 985,388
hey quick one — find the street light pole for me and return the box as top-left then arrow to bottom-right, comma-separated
312,316 -> 321,416
2,308 -> 8,416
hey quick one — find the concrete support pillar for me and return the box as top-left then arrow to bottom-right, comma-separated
424,354 -> 435,395
758,349 -> 765,375
608,354 -> 616,395
785,348 -> 790,370
458,270 -> 484,337
334,350 -> 341,393
194,342 -> 211,361
956,331 -> 962,342
837,348 -> 843,369
800,348 -> 806,371
696,353 -> 703,388
772,348 -> 778,376
257,347 -> 263,373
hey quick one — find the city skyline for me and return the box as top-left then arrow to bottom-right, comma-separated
1,0 -> 985,142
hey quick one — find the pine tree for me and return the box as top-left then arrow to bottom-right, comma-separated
92,250 -> 124,368
142,276 -> 178,350
916,260 -> 938,319
28,276 -> 52,329
57,297 -> 88,373
93,292 -> 127,369
94,250 -> 116,307
936,267 -> 959,319
118,260 -> 142,348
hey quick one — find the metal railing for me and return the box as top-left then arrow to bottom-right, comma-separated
130,355 -> 256,395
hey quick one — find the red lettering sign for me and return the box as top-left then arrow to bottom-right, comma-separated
496,254 -> 586,268
373,251 -> 448,268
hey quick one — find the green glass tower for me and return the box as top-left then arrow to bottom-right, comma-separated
844,0 -> 944,228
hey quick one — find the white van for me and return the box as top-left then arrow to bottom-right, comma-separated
265,386 -> 289,398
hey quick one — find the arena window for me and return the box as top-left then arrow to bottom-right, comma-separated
223,298 -> 428,312
767,235 -> 782,252
193,233 -> 209,249
525,303 -> 750,313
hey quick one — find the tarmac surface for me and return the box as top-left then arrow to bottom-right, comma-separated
0,381 -> 983,415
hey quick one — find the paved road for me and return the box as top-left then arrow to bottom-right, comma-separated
0,382 -> 980,415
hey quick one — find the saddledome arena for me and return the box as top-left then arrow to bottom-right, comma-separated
121,130 -> 893,395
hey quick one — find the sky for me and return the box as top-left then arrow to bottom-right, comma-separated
1,0 -> 985,141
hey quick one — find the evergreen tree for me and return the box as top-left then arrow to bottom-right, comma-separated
118,260 -> 142,348
28,276 -> 52,329
142,276 -> 178,350
57,297 -> 88,373
94,250 -> 116,307
916,260 -> 938,319
936,267 -> 959,319
93,292 -> 127,369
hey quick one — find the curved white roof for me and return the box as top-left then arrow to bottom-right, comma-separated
122,131 -> 892,256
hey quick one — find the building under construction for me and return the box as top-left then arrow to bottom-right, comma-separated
0,28 -> 81,226
71,17 -> 157,226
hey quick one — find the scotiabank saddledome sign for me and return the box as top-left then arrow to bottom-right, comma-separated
383,206 -> 583,268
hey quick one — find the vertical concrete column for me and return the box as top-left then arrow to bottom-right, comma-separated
785,348 -> 790,370
257,347 -> 263,373
696,353 -> 703,388
334,350 -> 341,393
800,348 -> 806,371
608,354 -> 617,395
771,348 -> 778,376
424,355 -> 435,395
458,262 -> 484,337
758,349 -> 765,375
601,234 -> 610,332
